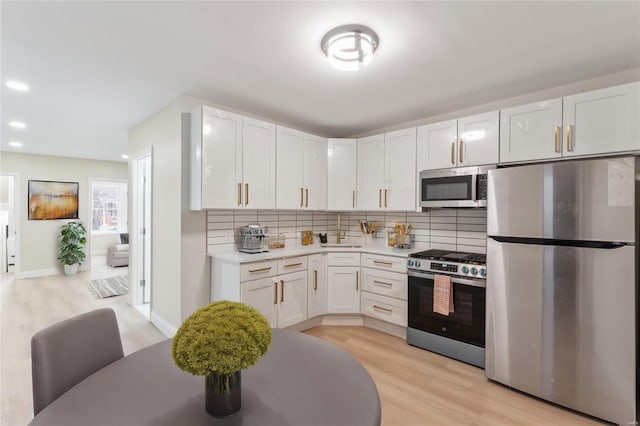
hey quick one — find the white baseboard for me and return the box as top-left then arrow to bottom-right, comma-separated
16,268 -> 60,279
364,316 -> 406,339
150,311 -> 178,338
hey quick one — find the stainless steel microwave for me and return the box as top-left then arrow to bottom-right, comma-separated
420,165 -> 496,208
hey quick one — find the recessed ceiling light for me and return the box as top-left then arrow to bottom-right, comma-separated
121,154 -> 129,159
9,141 -> 23,147
9,121 -> 26,129
321,24 -> 379,71
6,80 -> 30,92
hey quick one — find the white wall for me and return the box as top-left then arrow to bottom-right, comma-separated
0,152 -> 127,277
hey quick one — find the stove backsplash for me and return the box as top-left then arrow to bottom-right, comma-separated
206,208 -> 486,254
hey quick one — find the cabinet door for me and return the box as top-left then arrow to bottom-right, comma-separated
198,107 -> 242,209
384,128 -> 417,210
563,82 -> 640,157
277,271 -> 308,328
303,134 -> 328,210
276,126 -> 305,209
328,139 -> 357,210
500,99 -> 563,163
307,254 -> 327,318
242,117 -> 276,209
357,134 -> 385,210
327,266 -> 360,313
416,120 -> 457,170
241,277 -> 277,328
457,111 -> 499,166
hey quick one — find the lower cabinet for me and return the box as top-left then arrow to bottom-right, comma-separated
327,266 -> 360,313
241,277 -> 278,327
360,254 -> 408,327
307,253 -> 327,319
360,291 -> 407,327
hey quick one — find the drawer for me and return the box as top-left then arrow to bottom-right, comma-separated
361,253 -> 406,273
277,256 -> 308,275
240,260 -> 278,282
327,252 -> 360,267
361,268 -> 407,301
360,291 -> 407,327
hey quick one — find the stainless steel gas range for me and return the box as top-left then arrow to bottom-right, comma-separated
406,249 -> 486,368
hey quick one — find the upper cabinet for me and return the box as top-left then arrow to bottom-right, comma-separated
276,126 -> 327,210
327,139 -> 357,210
417,111 -> 499,171
357,129 -> 416,211
500,82 -> 640,163
242,117 -> 276,209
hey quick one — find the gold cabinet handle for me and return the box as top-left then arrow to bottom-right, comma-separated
283,262 -> 303,268
566,125 -> 573,152
305,188 -> 309,208
373,280 -> 393,287
273,281 -> 277,305
314,270 -> 318,290
355,271 -> 359,290
352,190 -> 355,208
373,305 -> 392,314
280,280 -> 284,302
245,183 -> 249,206
379,189 -> 382,208
248,266 -> 272,273
373,260 -> 393,266
450,142 -> 455,164
384,189 -> 388,208
238,183 -> 242,206
554,126 -> 560,153
300,187 -> 304,207
459,140 -> 463,163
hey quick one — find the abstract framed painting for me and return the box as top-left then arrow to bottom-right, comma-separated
28,180 -> 79,220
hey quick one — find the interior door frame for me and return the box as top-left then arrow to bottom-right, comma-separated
0,172 -> 20,275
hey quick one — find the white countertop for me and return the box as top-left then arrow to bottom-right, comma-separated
209,240 -> 429,263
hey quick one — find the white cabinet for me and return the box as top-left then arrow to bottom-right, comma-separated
276,271 -> 308,328
328,139 -> 357,210
191,106 -> 242,209
241,277 -> 277,328
276,126 -> 327,210
417,111 -> 499,171
307,253 -> 327,319
191,106 -> 275,210
357,128 -> 417,211
500,82 -> 640,163
327,266 -> 360,313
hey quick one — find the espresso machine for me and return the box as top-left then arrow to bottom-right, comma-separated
238,225 -> 268,253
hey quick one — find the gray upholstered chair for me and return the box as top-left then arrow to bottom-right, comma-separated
31,308 -> 124,415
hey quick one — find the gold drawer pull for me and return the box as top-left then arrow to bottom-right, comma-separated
245,183 -> 249,206
373,260 -> 393,266
305,188 -> 309,208
283,262 -> 303,268
384,189 -> 388,208
373,305 -> 392,314
273,281 -> 277,305
248,266 -> 272,273
566,124 -> 573,152
459,140 -> 463,163
373,280 -> 393,287
237,183 -> 242,206
300,187 -> 304,207
378,189 -> 382,208
352,190 -> 355,208
280,280 -> 284,302
450,142 -> 455,164
356,271 -> 359,290
314,270 -> 318,290
554,126 -> 560,153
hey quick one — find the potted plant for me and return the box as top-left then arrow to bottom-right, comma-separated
172,300 -> 272,418
57,222 -> 87,275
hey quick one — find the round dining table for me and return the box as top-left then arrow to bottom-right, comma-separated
29,328 -> 381,426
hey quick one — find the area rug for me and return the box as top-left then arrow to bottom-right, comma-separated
88,275 -> 128,299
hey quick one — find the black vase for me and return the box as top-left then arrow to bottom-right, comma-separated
205,371 -> 242,417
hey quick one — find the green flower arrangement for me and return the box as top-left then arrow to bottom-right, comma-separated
171,301 -> 272,394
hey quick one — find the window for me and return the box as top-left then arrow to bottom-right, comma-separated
91,181 -> 127,234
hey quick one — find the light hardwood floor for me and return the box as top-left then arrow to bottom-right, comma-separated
2,260 -> 605,426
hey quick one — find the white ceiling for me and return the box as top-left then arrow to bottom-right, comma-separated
2,1 -> 639,163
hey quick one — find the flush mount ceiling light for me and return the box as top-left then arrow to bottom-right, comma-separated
321,24 -> 379,71
6,80 -> 30,92
9,141 -> 23,147
9,121 -> 26,129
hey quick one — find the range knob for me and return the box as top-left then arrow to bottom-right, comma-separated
415,260 -> 421,267
461,266 -> 469,274
407,260 -> 414,267
480,268 -> 486,276
470,267 -> 478,275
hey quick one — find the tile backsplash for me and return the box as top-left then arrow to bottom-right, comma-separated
206,209 -> 487,254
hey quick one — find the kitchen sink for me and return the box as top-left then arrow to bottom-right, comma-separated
320,243 -> 362,248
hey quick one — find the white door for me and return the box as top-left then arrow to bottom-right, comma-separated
357,134 -> 385,210
500,99 -> 563,163
563,81 -> 640,157
277,271 -> 308,328
384,128 -> 417,210
457,111 -> 500,166
307,254 -> 327,318
416,120 -> 457,170
276,126 -> 304,209
303,134 -> 328,210
327,266 -> 360,313
242,117 -> 276,209
136,154 -> 152,305
328,139 -> 357,210
241,278 -> 278,328
200,107 -> 242,209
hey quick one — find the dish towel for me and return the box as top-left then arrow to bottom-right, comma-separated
433,274 -> 454,316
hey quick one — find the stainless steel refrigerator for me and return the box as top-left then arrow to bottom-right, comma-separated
485,156 -> 638,425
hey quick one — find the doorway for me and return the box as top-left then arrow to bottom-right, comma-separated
0,174 -> 18,274
133,152 -> 152,316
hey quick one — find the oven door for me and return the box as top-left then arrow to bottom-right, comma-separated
408,270 -> 485,347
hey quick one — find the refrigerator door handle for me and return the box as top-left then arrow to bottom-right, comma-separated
488,236 -> 630,249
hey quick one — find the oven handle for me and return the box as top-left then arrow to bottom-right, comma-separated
408,270 -> 486,288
